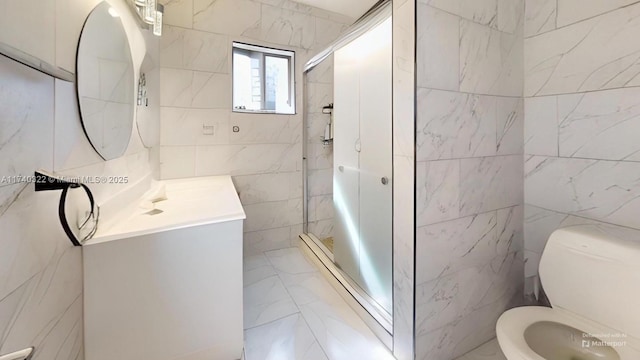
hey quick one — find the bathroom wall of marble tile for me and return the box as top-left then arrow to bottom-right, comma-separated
0,0 -> 159,358
158,0 -> 352,256
523,0 -> 640,288
305,56 -> 335,243
392,1 -> 417,359
415,0 -> 525,358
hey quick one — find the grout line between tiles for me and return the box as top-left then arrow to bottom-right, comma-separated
260,248 -> 332,359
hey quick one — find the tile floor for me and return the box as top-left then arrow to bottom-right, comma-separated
243,246 -> 507,360
455,339 -> 507,360
243,246 -> 394,360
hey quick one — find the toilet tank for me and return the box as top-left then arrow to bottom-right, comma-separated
539,225 -> 640,340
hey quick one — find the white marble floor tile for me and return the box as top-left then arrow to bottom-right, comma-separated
244,313 -> 328,360
456,338 -> 507,360
265,247 -> 318,275
243,246 -> 393,360
279,271 -> 345,307
299,300 -> 394,360
244,254 -> 277,287
243,275 -> 299,329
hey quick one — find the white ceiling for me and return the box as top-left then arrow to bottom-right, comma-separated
293,0 -> 379,19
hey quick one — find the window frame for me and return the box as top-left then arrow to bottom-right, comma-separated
232,42 -> 296,115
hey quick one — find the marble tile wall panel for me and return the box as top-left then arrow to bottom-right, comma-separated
306,82 -> 333,115
460,19 -> 523,96
415,250 -> 523,333
243,198 -> 302,233
0,0 -> 55,66
303,56 -> 335,242
305,56 -> 333,84
459,0 -> 499,28
0,179 -> 83,360
160,108 -> 230,146
417,89 -> 497,161
193,0 -> 262,36
556,0 -> 640,28
496,97 -> 524,155
497,205 -> 525,255
524,2 -> 640,96
524,0 -> 556,37
160,0 -> 351,255
416,160 -> 460,226
304,55 -> 334,245
415,292 -> 521,360
422,0 -> 522,33
417,206 -> 523,285
253,0 -> 353,23
230,113 -> 299,145
416,4 -> 460,91
259,5 -> 316,50
307,169 -> 333,197
417,212 -> 499,283
160,69 -> 231,109
160,26 -> 228,73
498,0 -> 524,34
232,173 -> 293,205
525,155 -> 640,230
159,0 -> 194,28
523,1 -> 640,295
524,96 -> 558,156
313,17 -> 349,51
557,87 -> 640,161
0,57 -> 54,199
416,1 -> 524,358
194,144 -> 298,176
243,227 -> 292,257
306,144 -> 333,171
307,195 -> 333,222
459,155 -> 524,217
2,1 -> 160,357
422,0 -> 460,17
160,146 -> 196,179
393,0 -> 416,359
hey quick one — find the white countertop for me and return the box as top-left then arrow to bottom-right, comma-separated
85,176 -> 246,245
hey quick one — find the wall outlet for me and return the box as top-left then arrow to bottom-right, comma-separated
202,124 -> 215,135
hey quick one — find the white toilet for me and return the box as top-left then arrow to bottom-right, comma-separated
497,225 -> 640,360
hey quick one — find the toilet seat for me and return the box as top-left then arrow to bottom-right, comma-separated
497,306 -> 640,360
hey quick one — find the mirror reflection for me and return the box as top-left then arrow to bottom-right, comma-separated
136,53 -> 160,148
77,1 -> 134,160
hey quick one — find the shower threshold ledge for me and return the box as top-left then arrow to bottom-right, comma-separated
299,233 -> 393,348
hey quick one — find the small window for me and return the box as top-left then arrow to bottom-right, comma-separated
232,42 -> 295,115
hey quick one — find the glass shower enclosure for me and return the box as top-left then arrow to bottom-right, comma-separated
302,6 -> 393,333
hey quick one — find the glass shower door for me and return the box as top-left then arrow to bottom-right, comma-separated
332,17 -> 392,314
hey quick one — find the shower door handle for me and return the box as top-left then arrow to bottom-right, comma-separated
381,177 -> 389,185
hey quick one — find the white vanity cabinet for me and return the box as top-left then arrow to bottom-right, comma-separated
83,176 -> 245,360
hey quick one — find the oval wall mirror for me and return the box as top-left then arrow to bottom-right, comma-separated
76,1 -> 134,160
136,53 -> 160,148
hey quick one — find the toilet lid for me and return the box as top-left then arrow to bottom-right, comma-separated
539,225 -> 640,341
